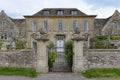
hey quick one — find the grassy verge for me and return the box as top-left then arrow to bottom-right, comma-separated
0,67 -> 37,77
82,68 -> 120,78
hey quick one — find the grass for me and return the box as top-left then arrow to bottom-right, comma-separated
0,67 -> 37,77
82,68 -> 120,78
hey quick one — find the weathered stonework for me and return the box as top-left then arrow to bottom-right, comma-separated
72,39 -> 84,73
36,36 -> 49,73
84,49 -> 120,69
0,49 -> 36,69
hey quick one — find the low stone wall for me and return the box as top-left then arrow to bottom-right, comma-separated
84,49 -> 120,69
0,49 -> 36,69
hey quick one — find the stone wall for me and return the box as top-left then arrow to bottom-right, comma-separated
84,49 -> 120,69
0,49 -> 36,69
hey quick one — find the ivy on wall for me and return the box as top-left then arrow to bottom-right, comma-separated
64,40 -> 73,68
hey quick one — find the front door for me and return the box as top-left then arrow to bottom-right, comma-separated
57,36 -> 64,53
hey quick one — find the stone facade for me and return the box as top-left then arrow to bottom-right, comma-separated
84,49 -> 120,69
0,49 -> 36,69
0,10 -> 26,50
95,10 -> 120,35
24,8 -> 96,48
0,10 -> 26,40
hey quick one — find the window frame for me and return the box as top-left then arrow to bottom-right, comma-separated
0,21 -> 6,27
73,20 -> 78,29
32,20 -> 37,32
0,34 -> 7,40
57,11 -> 64,16
43,11 -> 50,16
115,22 -> 120,29
71,11 -> 77,15
83,20 -> 89,32
58,20 -> 63,31
43,20 -> 48,31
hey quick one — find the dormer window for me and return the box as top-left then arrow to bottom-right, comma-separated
71,11 -> 77,15
43,11 -> 50,16
57,11 -> 63,15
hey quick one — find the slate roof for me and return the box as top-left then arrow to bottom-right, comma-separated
95,17 -> 110,28
11,19 -> 25,28
11,19 -> 25,24
32,8 -> 95,17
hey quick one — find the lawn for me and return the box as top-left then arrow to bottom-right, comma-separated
82,68 -> 120,78
0,67 -> 37,77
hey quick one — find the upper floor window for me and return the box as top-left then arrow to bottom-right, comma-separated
73,20 -> 78,29
84,20 -> 89,32
71,11 -> 77,15
43,11 -> 50,16
57,11 -> 63,15
115,22 -> 120,29
32,20 -> 37,32
43,20 -> 48,31
0,21 -> 6,27
58,20 -> 62,31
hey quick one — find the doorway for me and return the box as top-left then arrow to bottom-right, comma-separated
56,36 -> 64,53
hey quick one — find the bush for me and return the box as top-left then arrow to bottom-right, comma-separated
47,41 -> 56,71
0,40 -> 3,49
48,51 -> 56,69
95,35 -> 108,40
110,35 -> 120,40
64,40 -> 73,68
15,40 -> 25,50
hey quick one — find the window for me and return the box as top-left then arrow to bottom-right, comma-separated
58,20 -> 62,31
71,11 -> 77,15
43,11 -> 49,16
31,38 -> 37,49
84,20 -> 89,32
57,11 -> 63,15
32,20 -> 37,32
73,20 -> 78,29
43,20 -> 48,31
115,22 -> 120,29
0,34 -> 7,40
0,21 -> 6,27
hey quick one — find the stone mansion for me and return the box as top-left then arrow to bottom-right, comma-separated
0,8 -> 120,50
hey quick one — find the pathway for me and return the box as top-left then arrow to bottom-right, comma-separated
0,72 -> 119,80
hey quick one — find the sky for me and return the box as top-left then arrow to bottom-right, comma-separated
0,0 -> 120,18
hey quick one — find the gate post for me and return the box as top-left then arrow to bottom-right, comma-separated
72,37 -> 84,73
36,36 -> 49,73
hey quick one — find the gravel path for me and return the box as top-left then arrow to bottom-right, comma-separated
0,72 -> 119,80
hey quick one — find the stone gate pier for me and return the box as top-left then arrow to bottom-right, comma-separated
72,36 -> 84,73
36,35 -> 49,73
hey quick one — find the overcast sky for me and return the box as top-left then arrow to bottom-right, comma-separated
0,0 -> 120,18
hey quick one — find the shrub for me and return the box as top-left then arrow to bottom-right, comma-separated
15,40 -> 25,50
48,51 -> 56,69
64,40 -> 73,68
95,35 -> 108,40
0,40 -> 3,49
110,35 -> 120,40
47,41 -> 56,71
